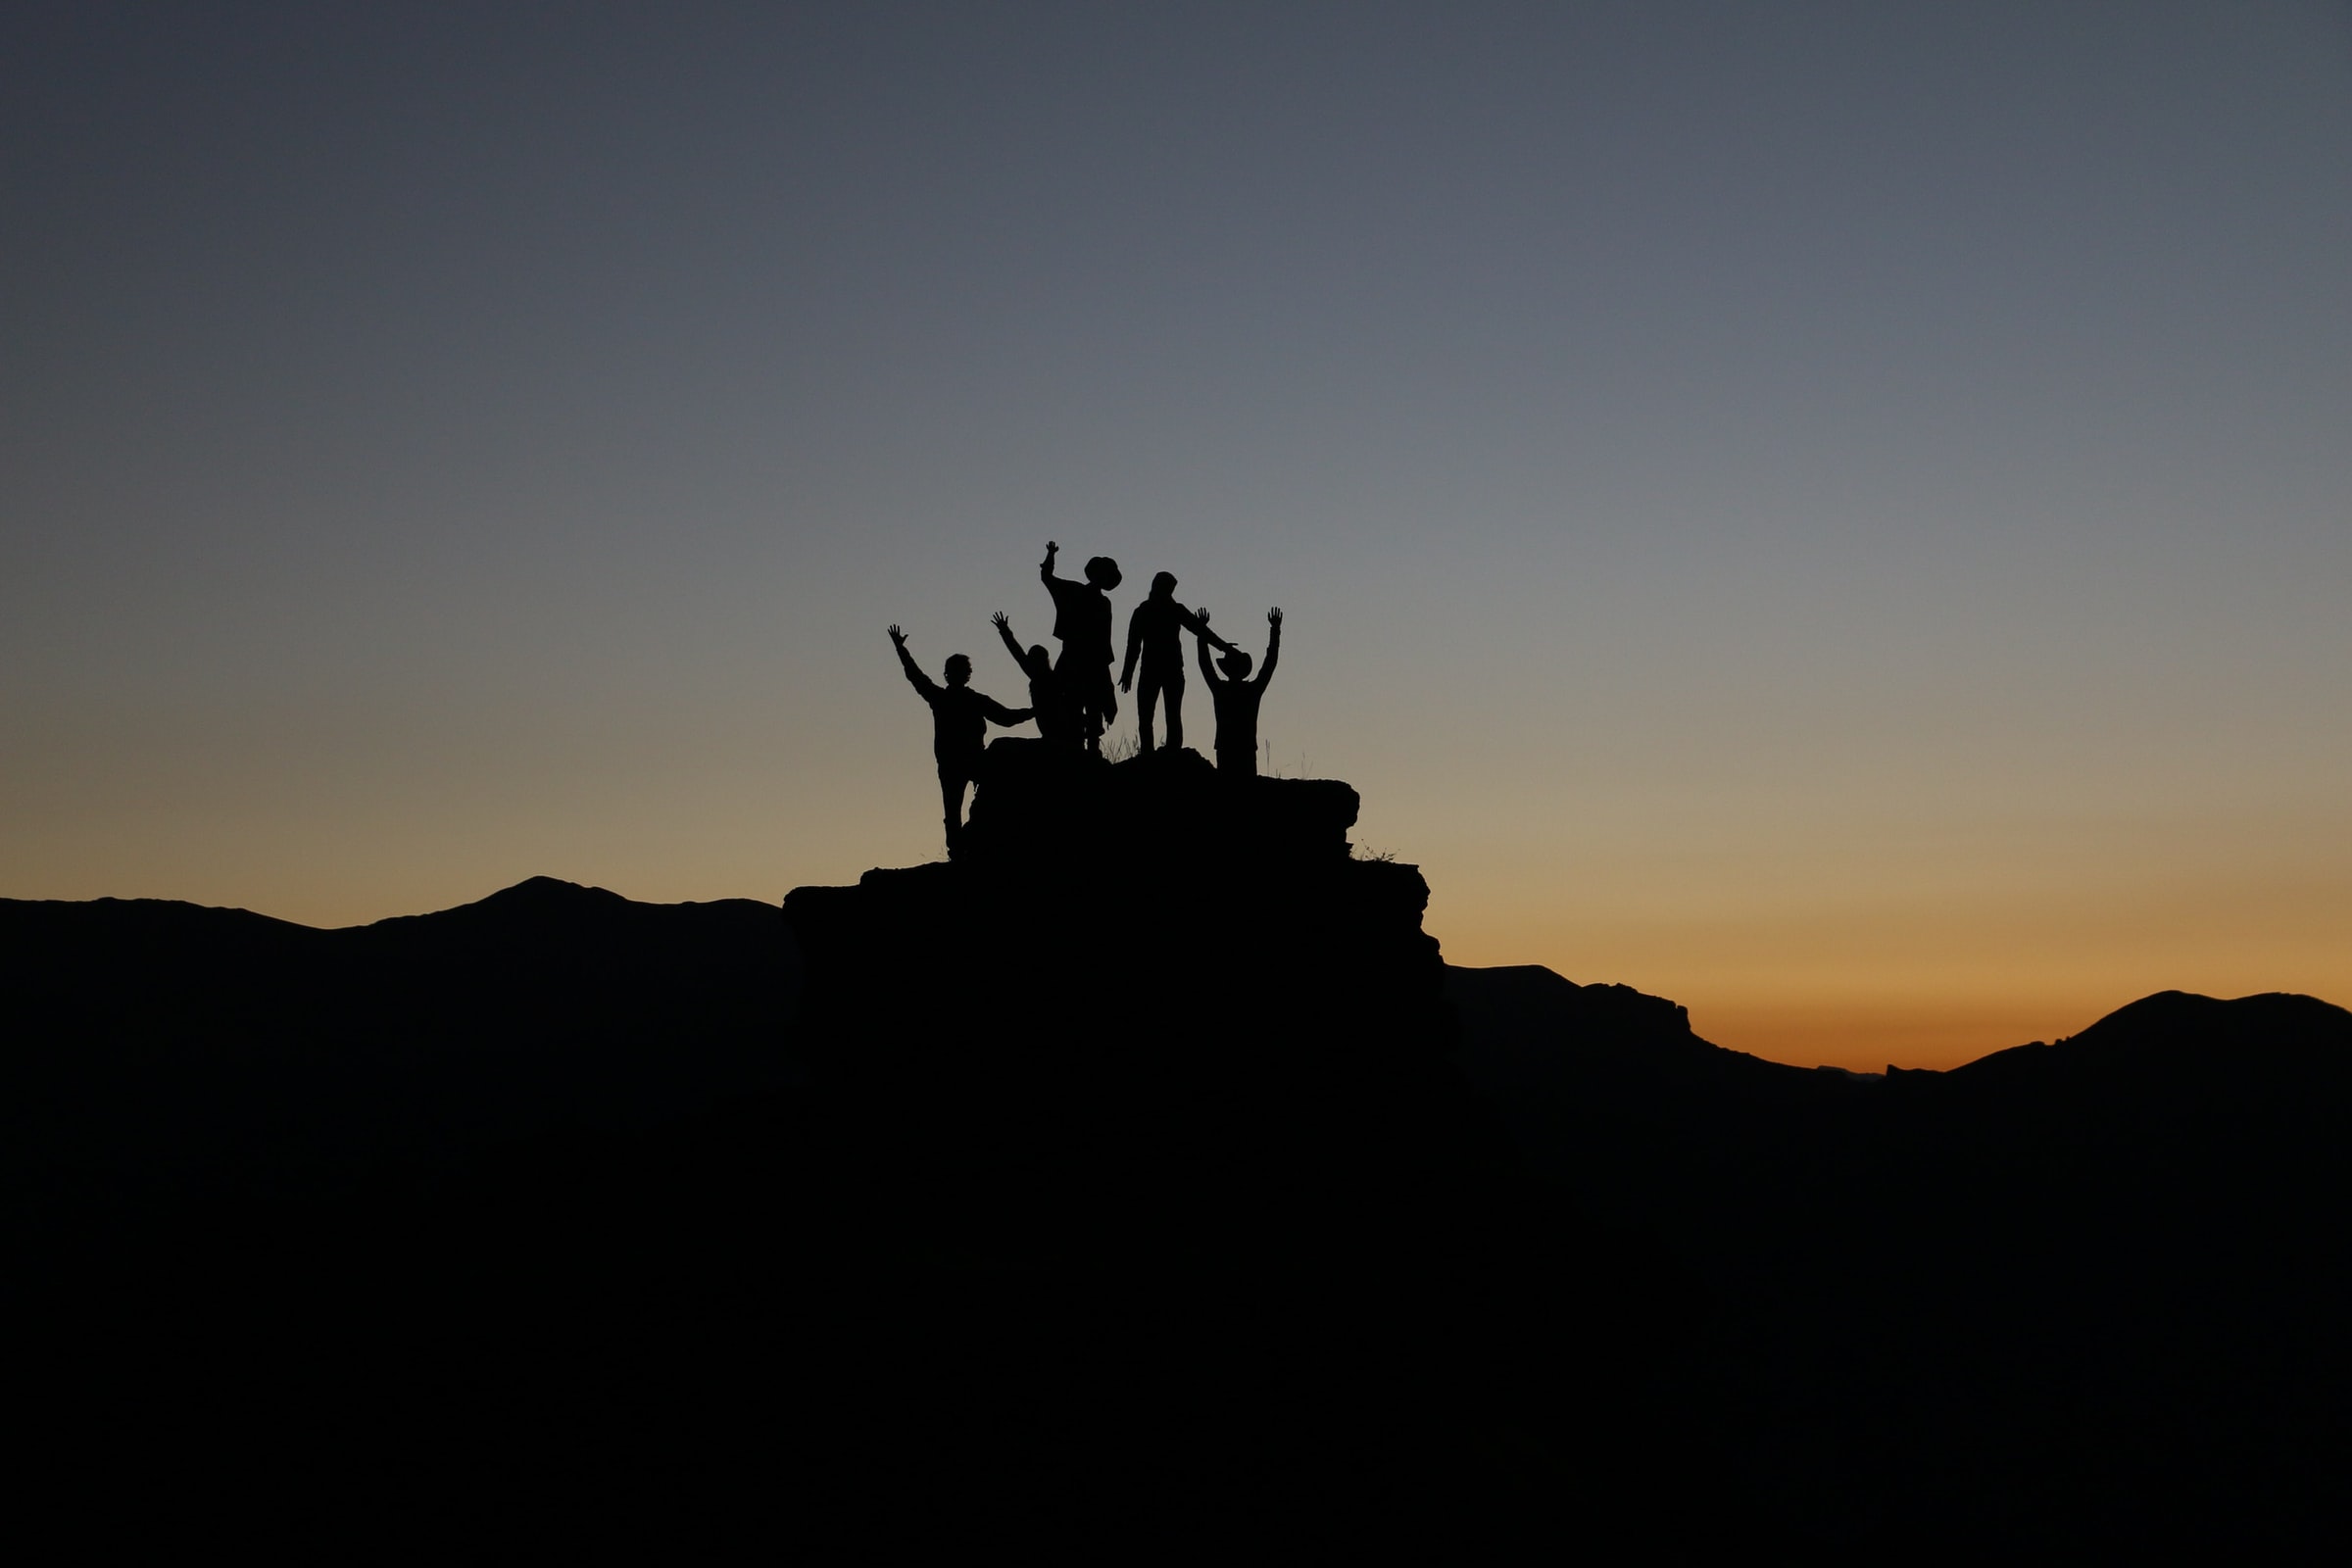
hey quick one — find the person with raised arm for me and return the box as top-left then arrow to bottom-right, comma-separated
1195,606 -> 1282,775
1038,540 -> 1121,757
1119,570 -> 1236,755
992,611 -> 1078,752
889,623 -> 1032,855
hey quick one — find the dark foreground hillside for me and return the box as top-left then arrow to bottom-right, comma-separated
1448,967 -> 2352,1546
2,875 -> 800,1215
8,750 -> 2349,1549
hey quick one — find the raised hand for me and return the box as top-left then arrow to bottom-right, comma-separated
1196,607 -> 1210,626
991,612 -> 1009,630
888,623 -> 906,644
1268,607 -> 1283,627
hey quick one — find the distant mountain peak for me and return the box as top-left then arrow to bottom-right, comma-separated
1948,988 -> 2352,1088
475,876 -> 629,907
352,876 -> 638,941
2070,988 -> 2352,1048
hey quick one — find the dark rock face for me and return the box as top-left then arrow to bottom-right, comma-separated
781,746 -> 1467,1268
779,751 -> 1472,1261
773,750 -> 1719,1540
961,739 -> 1364,865
789,745 -> 1443,1066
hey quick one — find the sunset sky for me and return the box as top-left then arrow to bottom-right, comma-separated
6,3 -> 2347,1069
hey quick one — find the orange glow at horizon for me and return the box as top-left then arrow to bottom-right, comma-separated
1427,845 -> 2352,1071
7,748 -> 2344,1075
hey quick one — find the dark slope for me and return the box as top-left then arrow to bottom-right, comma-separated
1447,964 -> 1855,1231
2,878 -> 799,1215
12,799 -> 2349,1547
1447,968 -> 2352,1547
8,879 -> 811,1548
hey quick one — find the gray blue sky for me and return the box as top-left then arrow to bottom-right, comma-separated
6,2 -> 2348,1064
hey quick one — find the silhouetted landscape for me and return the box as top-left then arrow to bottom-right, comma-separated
10,753 -> 2347,1548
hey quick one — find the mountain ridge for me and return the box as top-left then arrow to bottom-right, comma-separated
25,877 -> 2332,1079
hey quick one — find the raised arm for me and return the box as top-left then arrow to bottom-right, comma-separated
1255,607 -> 1282,689
1195,612 -> 1221,685
889,623 -> 936,697
1176,603 -> 1237,656
991,612 -> 1025,668
1039,539 -> 1061,584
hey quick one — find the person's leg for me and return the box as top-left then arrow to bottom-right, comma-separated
1163,668 -> 1186,751
1086,669 -> 1110,755
1136,672 -> 1161,753
1059,653 -> 1102,756
939,769 -> 968,854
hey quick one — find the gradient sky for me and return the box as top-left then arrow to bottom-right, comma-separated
6,2 -> 2348,1068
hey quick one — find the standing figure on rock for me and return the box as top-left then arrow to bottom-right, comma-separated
992,611 -> 1079,753
1038,541 -> 1120,757
1120,570 -> 1237,756
1197,607 -> 1282,775
889,623 -> 1032,856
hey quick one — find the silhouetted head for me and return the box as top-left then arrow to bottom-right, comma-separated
1150,570 -> 1178,599
1219,649 -> 1252,680
1085,556 -> 1122,591
1025,643 -> 1051,677
944,654 -> 972,686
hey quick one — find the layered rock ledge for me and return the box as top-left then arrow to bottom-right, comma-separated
784,744 -> 1446,1067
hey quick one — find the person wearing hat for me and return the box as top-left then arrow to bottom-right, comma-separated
888,623 -> 1033,855
1038,540 -> 1121,757
1195,606 -> 1282,775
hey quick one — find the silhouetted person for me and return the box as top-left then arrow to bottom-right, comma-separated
889,623 -> 1032,854
992,611 -> 1079,752
1039,541 -> 1120,757
1119,570 -> 1236,755
1197,607 -> 1282,775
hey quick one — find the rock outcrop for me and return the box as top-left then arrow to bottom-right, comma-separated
774,747 -> 1716,1538
786,743 -> 1447,1070
779,745 -> 1495,1306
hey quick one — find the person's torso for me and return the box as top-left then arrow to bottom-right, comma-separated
930,687 -> 991,759
1211,679 -> 1260,734
1031,672 -> 1073,734
1134,599 -> 1192,667
1077,595 -> 1112,657
1053,581 -> 1112,658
